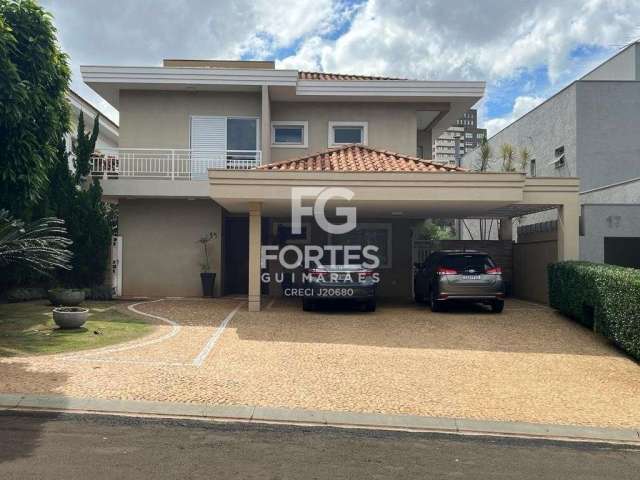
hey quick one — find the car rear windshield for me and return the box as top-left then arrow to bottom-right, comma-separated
440,254 -> 495,273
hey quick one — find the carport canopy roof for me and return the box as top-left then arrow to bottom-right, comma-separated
209,146 -> 579,219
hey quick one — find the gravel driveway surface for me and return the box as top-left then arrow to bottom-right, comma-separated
1,297 -> 639,429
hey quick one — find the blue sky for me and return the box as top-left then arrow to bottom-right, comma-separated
43,0 -> 639,135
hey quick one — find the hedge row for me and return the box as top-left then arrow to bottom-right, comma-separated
548,261 -> 640,361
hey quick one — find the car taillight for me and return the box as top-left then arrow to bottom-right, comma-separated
437,267 -> 457,275
486,267 -> 502,275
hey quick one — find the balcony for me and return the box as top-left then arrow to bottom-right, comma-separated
90,148 -> 262,181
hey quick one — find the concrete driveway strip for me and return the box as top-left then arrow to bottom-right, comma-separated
1,394 -> 639,445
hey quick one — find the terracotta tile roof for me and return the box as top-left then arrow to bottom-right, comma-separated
257,145 -> 465,173
298,71 -> 403,81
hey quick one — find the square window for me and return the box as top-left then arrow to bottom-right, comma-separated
227,118 -> 258,151
334,127 -> 363,144
271,121 -> 308,148
275,126 -> 303,144
328,121 -> 368,146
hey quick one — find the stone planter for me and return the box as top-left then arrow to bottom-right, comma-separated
53,307 -> 89,329
48,289 -> 85,306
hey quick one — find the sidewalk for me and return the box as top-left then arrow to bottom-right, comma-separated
1,393 -> 638,445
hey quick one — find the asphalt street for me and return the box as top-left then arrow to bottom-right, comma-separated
1,411 -> 639,479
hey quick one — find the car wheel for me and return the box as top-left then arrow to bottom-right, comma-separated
302,299 -> 314,311
430,289 -> 444,312
491,299 -> 504,313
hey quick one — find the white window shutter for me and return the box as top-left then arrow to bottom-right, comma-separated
190,116 -> 226,178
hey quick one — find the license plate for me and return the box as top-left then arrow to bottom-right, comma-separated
462,275 -> 481,280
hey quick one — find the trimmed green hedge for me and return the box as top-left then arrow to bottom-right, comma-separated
548,261 -> 640,361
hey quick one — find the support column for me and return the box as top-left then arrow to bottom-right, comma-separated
260,85 -> 270,166
557,202 -> 579,261
499,218 -> 513,241
248,202 -> 262,312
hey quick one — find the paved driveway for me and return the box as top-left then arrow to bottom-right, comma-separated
1,298 -> 639,428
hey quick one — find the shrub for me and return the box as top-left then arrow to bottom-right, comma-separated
83,286 -> 113,301
548,261 -> 640,361
6,287 -> 47,302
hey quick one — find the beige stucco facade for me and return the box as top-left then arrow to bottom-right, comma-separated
118,90 -> 261,148
118,198 -> 223,297
270,101 -> 430,161
117,90 -> 440,160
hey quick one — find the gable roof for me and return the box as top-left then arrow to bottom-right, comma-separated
257,145 -> 465,173
298,71 -> 403,81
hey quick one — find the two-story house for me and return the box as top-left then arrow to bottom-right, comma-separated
82,59 -> 580,310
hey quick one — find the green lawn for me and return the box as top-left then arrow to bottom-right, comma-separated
0,300 -> 153,357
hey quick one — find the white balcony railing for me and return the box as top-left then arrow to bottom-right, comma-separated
90,148 -> 262,180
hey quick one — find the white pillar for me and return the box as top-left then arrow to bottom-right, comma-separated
248,202 -> 262,312
260,85 -> 270,166
557,202 -> 579,261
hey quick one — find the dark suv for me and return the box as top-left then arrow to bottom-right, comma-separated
414,250 -> 505,313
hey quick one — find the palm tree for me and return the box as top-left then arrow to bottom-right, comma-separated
500,143 -> 516,172
478,138 -> 491,172
0,210 -> 73,274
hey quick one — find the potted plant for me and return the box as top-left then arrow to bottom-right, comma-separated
48,287 -> 86,306
53,306 -> 89,329
197,232 -> 217,297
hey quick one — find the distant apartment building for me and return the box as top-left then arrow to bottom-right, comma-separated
432,109 -> 486,165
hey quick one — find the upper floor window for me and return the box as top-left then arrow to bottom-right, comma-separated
530,159 -> 537,177
190,116 -> 259,152
227,118 -> 258,151
328,121 -> 368,147
271,121 -> 308,148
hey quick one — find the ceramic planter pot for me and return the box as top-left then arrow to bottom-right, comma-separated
48,289 -> 86,306
200,272 -> 216,297
53,307 -> 89,329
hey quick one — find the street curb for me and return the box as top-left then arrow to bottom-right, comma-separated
1,393 -> 639,445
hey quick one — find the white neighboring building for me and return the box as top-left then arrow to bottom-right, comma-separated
65,89 -> 119,158
462,42 -> 640,268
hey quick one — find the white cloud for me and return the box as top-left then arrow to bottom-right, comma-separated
40,0 -> 640,128
483,96 -> 545,137
41,0 -> 343,122
280,0 -> 640,83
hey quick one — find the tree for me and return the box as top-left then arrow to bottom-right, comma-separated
0,0 -> 70,218
73,110 -> 99,183
519,146 -> 531,173
65,181 -> 111,287
477,137 -> 491,172
500,143 -> 516,172
39,119 -> 111,288
0,209 -> 72,274
417,220 -> 455,241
